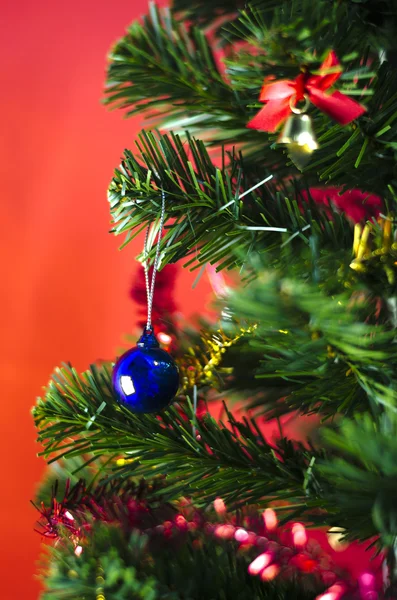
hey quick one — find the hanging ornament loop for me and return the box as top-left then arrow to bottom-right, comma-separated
143,190 -> 166,331
290,94 -> 310,115
137,328 -> 160,349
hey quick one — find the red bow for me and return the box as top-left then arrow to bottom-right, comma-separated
247,52 -> 366,133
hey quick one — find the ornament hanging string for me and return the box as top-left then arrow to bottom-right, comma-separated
112,189 -> 179,414
192,384 -> 198,438
143,190 -> 166,331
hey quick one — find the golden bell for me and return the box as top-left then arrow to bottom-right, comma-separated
277,113 -> 319,170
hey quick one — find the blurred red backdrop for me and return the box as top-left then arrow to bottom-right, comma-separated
0,1 -> 211,597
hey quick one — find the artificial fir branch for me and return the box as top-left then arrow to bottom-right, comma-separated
104,3 -> 247,133
40,523 -> 328,600
33,368 -> 319,509
222,275 -> 397,417
173,0 -> 397,39
319,411 -> 397,544
172,0 -> 243,30
108,129 -> 358,269
33,269 -> 397,529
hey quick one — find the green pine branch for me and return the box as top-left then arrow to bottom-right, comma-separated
108,129 -> 357,271
40,529 -> 167,600
320,411 -> 397,543
172,0 -> 242,27
224,5 -> 397,195
104,3 -> 247,135
302,66 -> 397,195
104,1 -> 397,196
34,358 -> 395,543
222,276 -> 397,418
32,283 -> 397,543
33,363 -> 320,509
173,0 -> 397,40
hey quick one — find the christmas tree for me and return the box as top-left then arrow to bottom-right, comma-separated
33,1 -> 397,598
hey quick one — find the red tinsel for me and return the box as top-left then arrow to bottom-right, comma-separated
130,264 -> 179,331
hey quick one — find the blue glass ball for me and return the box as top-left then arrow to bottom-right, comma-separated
112,328 -> 179,413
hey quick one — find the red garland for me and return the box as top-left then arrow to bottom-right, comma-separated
247,52 -> 366,133
35,486 -> 382,599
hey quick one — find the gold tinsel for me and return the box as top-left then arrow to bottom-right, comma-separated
350,215 -> 397,285
178,324 -> 257,392
96,563 -> 105,600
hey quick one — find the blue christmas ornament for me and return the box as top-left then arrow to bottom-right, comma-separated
112,328 -> 179,413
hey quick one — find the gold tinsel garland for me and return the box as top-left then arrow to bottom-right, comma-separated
178,324 -> 257,392
350,216 -> 397,285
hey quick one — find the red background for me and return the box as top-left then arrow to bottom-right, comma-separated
1,1 -> 211,597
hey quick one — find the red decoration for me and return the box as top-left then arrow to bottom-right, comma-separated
247,52 -> 366,133
306,188 -> 383,223
291,552 -> 318,573
35,483 -> 384,598
33,480 -> 81,540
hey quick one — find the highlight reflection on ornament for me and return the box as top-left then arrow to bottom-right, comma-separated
113,328 -> 179,413
120,376 -> 136,396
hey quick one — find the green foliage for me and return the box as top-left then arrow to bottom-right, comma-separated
223,3 -> 397,195
35,355 -> 397,544
302,66 -> 397,195
223,275 -> 397,418
104,1 -> 397,197
172,0 -> 242,29
34,456 -> 97,506
173,0 -> 397,44
108,129 -> 358,271
40,528 -> 164,600
108,129 -> 251,269
33,0 -> 397,589
320,412 -> 397,544
33,364 -> 319,509
104,3 -> 246,134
